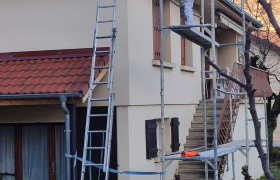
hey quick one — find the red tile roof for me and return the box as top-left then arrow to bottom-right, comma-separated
0,49 -> 109,96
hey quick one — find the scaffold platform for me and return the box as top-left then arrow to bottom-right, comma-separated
165,140 -> 254,161
167,26 -> 220,48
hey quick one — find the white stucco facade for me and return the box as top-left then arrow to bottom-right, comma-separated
0,0 -> 270,179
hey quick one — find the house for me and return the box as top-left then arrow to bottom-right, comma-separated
0,0 -> 273,180
250,35 -> 280,146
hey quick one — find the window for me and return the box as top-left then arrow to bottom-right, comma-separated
181,13 -> 194,67
153,0 -> 160,60
152,0 -> 171,63
0,126 -> 15,180
145,119 -> 158,159
170,118 -> 180,152
0,124 -> 65,180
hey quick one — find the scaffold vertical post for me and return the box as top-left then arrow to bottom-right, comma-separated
241,0 -> 249,169
159,0 -> 165,179
229,95 -> 236,180
264,90 -> 269,167
210,0 -> 218,179
200,0 -> 208,179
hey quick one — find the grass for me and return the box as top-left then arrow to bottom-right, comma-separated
273,147 -> 280,154
256,161 -> 280,180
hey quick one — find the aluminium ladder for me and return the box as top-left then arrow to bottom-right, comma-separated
80,0 -> 117,179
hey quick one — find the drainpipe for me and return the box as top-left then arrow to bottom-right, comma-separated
59,95 -> 71,180
0,92 -> 81,179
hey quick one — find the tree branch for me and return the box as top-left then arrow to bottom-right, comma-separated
258,0 -> 280,38
205,56 -> 247,90
268,72 -> 280,83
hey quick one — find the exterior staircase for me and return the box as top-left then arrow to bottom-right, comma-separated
177,99 -> 224,180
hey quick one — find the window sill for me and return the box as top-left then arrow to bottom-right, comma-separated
152,60 -> 176,69
180,65 -> 197,73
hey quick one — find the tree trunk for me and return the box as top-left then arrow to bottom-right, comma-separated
244,27 -> 275,180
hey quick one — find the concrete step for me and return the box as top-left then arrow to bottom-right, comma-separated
176,178 -> 214,180
194,112 -> 221,117
186,136 -> 214,143
196,109 -> 222,114
189,128 -> 214,136
179,161 -> 211,169
196,104 -> 223,110
178,169 -> 214,178
193,116 -> 221,122
191,121 -> 215,128
199,99 -> 224,103
184,143 -> 213,151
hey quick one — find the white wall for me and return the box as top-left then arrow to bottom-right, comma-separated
0,105 -> 64,123
126,0 -> 202,106
0,0 -> 130,106
117,104 -> 196,180
223,102 -> 267,180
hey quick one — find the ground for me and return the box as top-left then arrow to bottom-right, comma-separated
257,147 -> 280,180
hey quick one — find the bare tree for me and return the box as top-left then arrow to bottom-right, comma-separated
206,25 -> 276,179
237,0 -> 280,154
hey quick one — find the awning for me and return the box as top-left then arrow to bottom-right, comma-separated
217,11 -> 243,35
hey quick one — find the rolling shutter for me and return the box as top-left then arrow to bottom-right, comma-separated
181,12 -> 185,65
170,118 -> 180,152
145,119 -> 158,159
153,0 -> 160,60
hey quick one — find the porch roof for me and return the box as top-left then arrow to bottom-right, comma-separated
0,48 -> 108,97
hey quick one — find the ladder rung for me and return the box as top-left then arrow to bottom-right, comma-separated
89,114 -> 108,117
98,5 -> 115,8
95,51 -> 110,54
91,98 -> 109,101
87,147 -> 105,150
93,82 -> 108,85
94,66 -> 109,69
97,20 -> 114,23
96,35 -> 112,39
86,163 -> 103,167
88,130 -> 106,133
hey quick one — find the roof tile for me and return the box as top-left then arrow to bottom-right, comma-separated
0,53 -> 109,96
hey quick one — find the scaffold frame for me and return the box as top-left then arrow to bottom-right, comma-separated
157,0 -> 269,180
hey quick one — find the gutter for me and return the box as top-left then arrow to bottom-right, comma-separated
0,92 -> 81,180
0,93 -> 81,99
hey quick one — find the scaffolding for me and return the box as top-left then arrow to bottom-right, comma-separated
157,0 -> 269,180
69,0 -> 270,179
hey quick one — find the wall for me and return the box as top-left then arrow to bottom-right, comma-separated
126,0 -> 202,106
223,102 -> 267,180
0,105 -> 64,123
116,104 -> 196,180
217,30 -> 238,71
0,0 -> 130,106
251,42 -> 280,143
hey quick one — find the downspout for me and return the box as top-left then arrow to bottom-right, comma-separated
59,95 -> 71,180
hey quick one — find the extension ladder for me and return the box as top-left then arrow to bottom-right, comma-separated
80,0 -> 117,179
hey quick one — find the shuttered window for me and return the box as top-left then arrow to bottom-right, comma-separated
153,0 -> 160,60
145,119 -> 158,159
181,14 -> 185,65
170,118 -> 180,152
